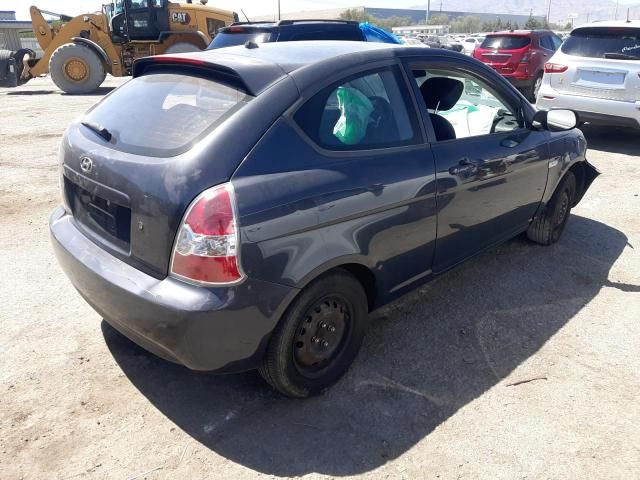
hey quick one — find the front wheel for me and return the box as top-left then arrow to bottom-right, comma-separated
49,43 -> 106,94
527,171 -> 576,245
526,72 -> 543,102
258,270 -> 368,398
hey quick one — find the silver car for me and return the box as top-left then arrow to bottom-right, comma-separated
536,21 -> 640,129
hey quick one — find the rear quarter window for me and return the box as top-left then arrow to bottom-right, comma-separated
481,36 -> 531,49
82,73 -> 251,157
294,66 -> 420,151
561,27 -> 640,59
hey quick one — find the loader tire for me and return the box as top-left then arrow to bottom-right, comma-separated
49,43 -> 106,94
164,42 -> 202,54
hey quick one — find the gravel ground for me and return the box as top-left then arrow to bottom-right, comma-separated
1,76 -> 639,480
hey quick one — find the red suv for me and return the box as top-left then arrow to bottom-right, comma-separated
473,30 -> 562,101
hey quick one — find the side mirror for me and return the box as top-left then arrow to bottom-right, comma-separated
531,109 -> 578,132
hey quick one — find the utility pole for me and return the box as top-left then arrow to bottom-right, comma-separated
546,0 -> 552,27
426,0 -> 430,23
277,0 -> 281,21
615,0 -> 619,20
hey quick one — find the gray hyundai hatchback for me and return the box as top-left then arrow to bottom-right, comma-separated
50,41 -> 598,397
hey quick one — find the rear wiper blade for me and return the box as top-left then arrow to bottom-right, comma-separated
603,52 -> 640,60
81,120 -> 112,142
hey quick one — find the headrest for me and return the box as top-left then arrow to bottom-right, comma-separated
420,77 -> 464,111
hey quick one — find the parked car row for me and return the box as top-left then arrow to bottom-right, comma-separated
51,37 -> 598,397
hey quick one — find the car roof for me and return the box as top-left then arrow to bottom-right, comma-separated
486,30 -> 552,37
572,20 -> 640,30
221,19 -> 360,31
140,41 -> 468,95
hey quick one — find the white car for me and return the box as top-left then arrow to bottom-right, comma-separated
402,37 -> 430,48
536,21 -> 640,129
462,37 -> 484,55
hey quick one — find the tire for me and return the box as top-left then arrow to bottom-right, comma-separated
527,171 -> 576,245
258,270 -> 368,398
49,43 -> 106,94
164,42 -> 202,54
527,72 -> 543,103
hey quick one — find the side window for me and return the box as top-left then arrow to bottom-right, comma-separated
411,67 -> 523,141
294,66 -> 420,150
540,35 -> 555,51
207,18 -> 226,38
551,35 -> 563,50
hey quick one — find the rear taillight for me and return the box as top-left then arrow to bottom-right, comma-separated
170,183 -> 244,285
544,63 -> 568,74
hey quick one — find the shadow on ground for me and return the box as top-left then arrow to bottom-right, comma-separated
103,215 -> 627,476
5,89 -> 57,96
581,125 -> 640,156
5,86 -> 116,96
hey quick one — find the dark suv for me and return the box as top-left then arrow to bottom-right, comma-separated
473,30 -> 562,100
51,42 -> 597,398
208,19 -> 399,49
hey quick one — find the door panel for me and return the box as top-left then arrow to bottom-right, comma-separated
126,0 -> 167,40
404,59 -> 550,272
431,130 -> 549,272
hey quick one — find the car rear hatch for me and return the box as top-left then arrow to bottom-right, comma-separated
60,60 -> 257,278
474,34 -> 532,75
549,26 -> 640,102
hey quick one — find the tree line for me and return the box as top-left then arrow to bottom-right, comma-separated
339,8 -> 572,34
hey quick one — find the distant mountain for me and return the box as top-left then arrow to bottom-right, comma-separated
410,0 -> 640,24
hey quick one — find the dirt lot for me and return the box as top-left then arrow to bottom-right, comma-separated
1,76 -> 639,480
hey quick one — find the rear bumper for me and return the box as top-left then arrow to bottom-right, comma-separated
536,86 -> 640,129
50,207 -> 297,372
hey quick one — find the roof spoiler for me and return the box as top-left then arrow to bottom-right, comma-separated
132,56 -> 252,94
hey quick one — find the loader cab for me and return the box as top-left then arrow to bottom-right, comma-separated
108,0 -> 170,42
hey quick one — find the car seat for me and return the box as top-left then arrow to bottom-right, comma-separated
419,77 -> 464,141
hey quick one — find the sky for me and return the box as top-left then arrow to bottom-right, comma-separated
0,0 -> 408,19
1,0 -> 637,19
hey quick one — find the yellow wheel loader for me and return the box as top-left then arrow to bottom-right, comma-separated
0,1 -> 237,93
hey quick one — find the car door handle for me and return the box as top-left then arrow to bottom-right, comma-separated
449,158 -> 478,176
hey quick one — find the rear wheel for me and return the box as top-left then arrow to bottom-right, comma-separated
527,171 -> 576,245
49,43 -> 106,94
258,270 -> 368,398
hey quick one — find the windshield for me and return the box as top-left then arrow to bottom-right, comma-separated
561,27 -> 640,59
83,73 -> 251,157
208,31 -> 271,49
480,35 -> 530,49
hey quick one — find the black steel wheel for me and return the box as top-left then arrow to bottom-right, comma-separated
259,270 -> 368,398
293,295 -> 352,377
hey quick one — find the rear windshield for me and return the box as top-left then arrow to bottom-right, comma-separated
208,31 -> 271,49
82,73 -> 250,157
561,27 -> 640,59
480,35 -> 531,49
